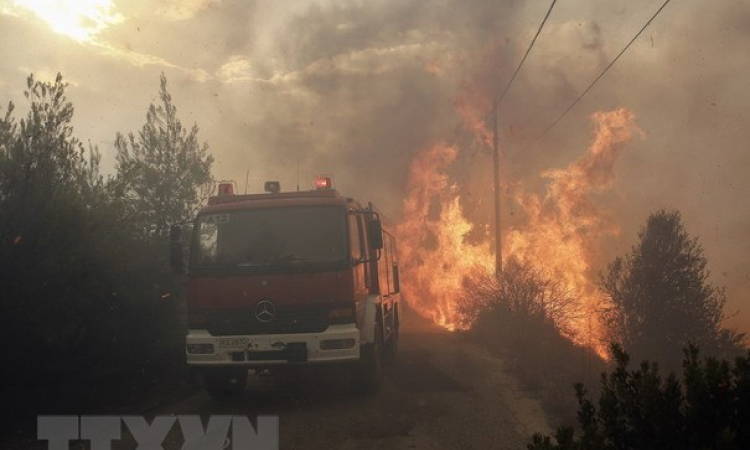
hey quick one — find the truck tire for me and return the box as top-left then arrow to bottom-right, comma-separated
351,327 -> 383,394
203,369 -> 247,399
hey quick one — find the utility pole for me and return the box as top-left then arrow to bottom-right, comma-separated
486,0 -> 558,276
491,101 -> 502,277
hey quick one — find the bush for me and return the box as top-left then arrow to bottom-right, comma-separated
528,344 -> 750,450
458,259 -> 605,421
458,258 -> 582,336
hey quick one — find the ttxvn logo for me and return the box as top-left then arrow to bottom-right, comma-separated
38,415 -> 279,450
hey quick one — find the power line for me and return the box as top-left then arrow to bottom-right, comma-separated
494,0 -> 558,107
490,0 -> 559,275
522,0 -> 673,151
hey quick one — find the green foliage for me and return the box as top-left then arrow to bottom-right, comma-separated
0,74 -> 194,430
601,210 -> 744,369
114,73 -> 214,239
0,74 -> 108,354
528,344 -> 750,450
0,74 -> 102,225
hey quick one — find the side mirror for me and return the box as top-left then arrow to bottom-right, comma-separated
369,218 -> 384,250
169,224 -> 185,274
392,264 -> 400,293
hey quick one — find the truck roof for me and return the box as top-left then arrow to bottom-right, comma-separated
200,189 -> 354,214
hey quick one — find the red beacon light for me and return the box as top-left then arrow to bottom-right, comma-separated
217,182 -> 234,196
315,175 -> 334,190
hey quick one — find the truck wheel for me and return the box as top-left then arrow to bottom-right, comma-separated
352,328 -> 382,394
203,369 -> 247,399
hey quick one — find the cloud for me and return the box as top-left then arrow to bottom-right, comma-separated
154,0 -> 222,21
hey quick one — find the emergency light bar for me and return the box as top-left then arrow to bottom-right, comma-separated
315,175 -> 334,190
218,183 -> 234,195
264,181 -> 281,193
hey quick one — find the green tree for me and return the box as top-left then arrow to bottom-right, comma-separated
0,75 -> 190,430
114,73 -> 213,239
0,74 -> 103,240
0,74 -> 110,375
528,345 -> 750,450
601,210 -> 744,368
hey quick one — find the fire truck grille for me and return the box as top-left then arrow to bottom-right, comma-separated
205,304 -> 340,336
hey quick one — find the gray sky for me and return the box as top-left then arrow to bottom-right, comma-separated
1,0 -> 748,334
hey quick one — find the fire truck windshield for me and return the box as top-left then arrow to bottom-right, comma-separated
190,206 -> 348,270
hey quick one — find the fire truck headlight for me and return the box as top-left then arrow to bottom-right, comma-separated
186,343 -> 214,354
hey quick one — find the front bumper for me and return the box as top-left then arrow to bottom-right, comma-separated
185,323 -> 360,367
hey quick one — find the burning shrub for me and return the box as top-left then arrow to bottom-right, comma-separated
458,258 -> 604,423
397,109 -> 642,352
528,344 -> 750,450
457,258 -> 583,338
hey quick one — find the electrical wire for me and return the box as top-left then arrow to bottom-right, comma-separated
522,0 -> 673,151
494,0 -> 558,107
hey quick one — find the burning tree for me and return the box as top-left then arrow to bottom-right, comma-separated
601,209 -> 745,368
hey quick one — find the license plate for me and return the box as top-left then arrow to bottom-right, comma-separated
247,339 -> 278,352
218,337 -> 249,349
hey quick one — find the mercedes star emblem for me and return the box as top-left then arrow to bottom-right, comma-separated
254,299 -> 276,323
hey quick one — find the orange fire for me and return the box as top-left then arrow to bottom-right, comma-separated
396,144 -> 493,330
506,108 -> 643,349
396,108 -> 642,352
396,145 -> 494,330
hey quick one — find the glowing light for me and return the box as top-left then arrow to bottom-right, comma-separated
316,176 -> 333,190
8,0 -> 123,43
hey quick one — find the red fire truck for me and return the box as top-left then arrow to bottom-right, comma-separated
170,176 -> 400,397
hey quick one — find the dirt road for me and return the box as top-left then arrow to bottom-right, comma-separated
123,310 -> 553,450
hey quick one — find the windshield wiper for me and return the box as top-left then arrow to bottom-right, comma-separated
237,255 -> 311,267
275,254 -> 313,266
237,261 -> 276,267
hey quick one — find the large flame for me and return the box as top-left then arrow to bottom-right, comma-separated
506,108 -> 643,349
396,108 -> 642,351
396,144 -> 493,330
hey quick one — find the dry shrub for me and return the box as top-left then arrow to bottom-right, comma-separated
457,258 -> 605,424
457,257 -> 583,340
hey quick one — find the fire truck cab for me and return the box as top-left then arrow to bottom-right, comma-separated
171,177 -> 400,397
